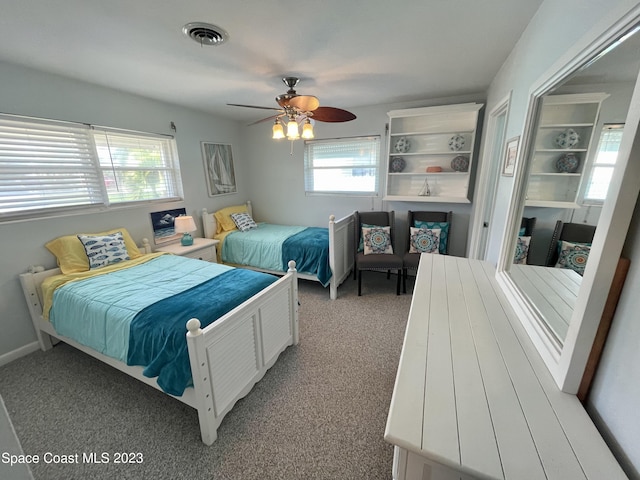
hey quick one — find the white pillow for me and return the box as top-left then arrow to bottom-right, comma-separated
409,227 -> 441,254
77,231 -> 130,269
513,236 -> 531,264
362,226 -> 393,254
230,212 -> 257,232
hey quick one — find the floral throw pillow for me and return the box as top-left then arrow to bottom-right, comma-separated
555,240 -> 591,276
77,231 -> 130,269
513,236 -> 531,264
409,227 -> 441,254
414,221 -> 449,254
362,226 -> 393,255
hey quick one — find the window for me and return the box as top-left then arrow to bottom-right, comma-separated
304,136 -> 380,195
0,114 -> 183,221
583,124 -> 624,203
93,128 -> 182,204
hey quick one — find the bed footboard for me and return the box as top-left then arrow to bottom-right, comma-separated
328,213 -> 355,300
185,261 -> 299,445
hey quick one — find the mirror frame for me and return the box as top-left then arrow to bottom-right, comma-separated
495,7 -> 640,393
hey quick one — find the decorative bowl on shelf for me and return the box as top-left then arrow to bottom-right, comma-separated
556,152 -> 580,173
448,134 -> 465,151
390,157 -> 406,172
555,128 -> 580,149
394,136 -> 411,153
450,155 -> 469,172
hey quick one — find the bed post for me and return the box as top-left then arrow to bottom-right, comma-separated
328,215 -> 338,300
185,318 -> 217,446
287,260 -> 300,345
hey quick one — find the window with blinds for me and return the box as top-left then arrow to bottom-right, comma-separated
303,136 -> 380,195
583,124 -> 624,203
0,114 -> 183,221
93,128 -> 182,204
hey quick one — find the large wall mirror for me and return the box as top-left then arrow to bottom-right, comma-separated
496,12 -> 640,393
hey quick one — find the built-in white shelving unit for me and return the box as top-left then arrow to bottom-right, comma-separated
525,92 -> 609,208
384,103 -> 483,203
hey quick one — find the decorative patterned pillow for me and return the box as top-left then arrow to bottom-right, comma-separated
414,221 -> 449,254
358,223 -> 379,252
519,227 -> 527,236
409,227 -> 441,254
555,240 -> 591,275
513,236 -> 531,264
362,226 -> 393,255
230,212 -> 258,232
77,231 -> 130,269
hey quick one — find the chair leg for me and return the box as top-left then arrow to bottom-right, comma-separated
387,270 -> 391,280
403,268 -> 407,294
396,269 -> 401,295
358,270 -> 362,296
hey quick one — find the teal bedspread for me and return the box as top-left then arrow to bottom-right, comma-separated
282,227 -> 331,286
49,255 -> 278,396
223,223 -> 331,286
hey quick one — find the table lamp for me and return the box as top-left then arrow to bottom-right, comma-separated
174,215 -> 196,246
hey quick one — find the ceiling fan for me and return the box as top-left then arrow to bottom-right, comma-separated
227,77 -> 357,136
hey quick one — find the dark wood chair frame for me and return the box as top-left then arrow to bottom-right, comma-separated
354,210 -> 403,296
403,210 -> 452,293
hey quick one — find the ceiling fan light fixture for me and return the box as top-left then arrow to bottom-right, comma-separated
286,118 -> 300,140
183,22 -> 229,46
301,118 -> 314,139
272,119 -> 285,139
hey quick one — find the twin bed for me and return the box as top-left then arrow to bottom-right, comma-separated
202,202 -> 354,300
18,206 -> 354,445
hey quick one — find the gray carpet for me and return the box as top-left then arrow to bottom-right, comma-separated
0,273 -> 412,480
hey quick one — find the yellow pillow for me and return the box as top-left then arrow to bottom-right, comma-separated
214,204 -> 248,234
45,228 -> 142,274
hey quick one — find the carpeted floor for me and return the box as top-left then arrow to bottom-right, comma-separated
0,272 -> 412,480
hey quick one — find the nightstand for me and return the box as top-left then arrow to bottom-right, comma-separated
155,237 -> 220,262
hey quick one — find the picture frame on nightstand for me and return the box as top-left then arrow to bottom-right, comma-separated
150,207 -> 187,245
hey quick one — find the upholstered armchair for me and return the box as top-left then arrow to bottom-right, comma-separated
403,210 -> 452,293
354,211 -> 403,296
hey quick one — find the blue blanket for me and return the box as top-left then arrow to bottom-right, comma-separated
282,227 -> 331,287
127,268 -> 278,396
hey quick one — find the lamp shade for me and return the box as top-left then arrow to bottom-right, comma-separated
174,215 -> 196,233
272,120 -> 285,139
301,119 -> 314,139
286,119 -> 300,140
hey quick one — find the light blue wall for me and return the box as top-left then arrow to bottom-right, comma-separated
0,61 -> 248,361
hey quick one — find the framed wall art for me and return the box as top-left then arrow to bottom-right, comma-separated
150,207 -> 187,245
502,136 -> 520,176
202,142 -> 237,196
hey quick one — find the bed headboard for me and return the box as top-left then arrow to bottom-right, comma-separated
202,201 -> 252,239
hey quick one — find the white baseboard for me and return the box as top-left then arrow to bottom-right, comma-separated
0,342 -> 40,368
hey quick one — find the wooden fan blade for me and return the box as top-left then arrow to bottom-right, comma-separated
227,103 -> 283,112
311,106 -> 357,122
247,114 -> 281,126
288,95 -> 320,112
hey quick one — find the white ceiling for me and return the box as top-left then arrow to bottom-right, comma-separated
0,0 -> 544,123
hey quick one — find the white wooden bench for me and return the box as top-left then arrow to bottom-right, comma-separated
384,255 -> 626,480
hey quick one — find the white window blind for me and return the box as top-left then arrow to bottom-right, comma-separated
93,128 -> 182,204
0,114 -> 105,219
584,124 -> 624,203
304,136 -> 380,195
0,114 -> 183,221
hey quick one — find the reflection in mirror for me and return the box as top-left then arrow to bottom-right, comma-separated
507,25 -> 640,347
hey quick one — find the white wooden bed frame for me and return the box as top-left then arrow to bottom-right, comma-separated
202,202 -> 354,300
19,259 -> 299,446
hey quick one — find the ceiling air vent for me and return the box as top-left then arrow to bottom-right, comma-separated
183,22 -> 229,46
